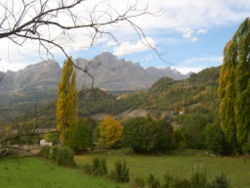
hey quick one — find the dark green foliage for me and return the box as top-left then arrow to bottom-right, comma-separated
177,113 -> 213,149
39,146 -> 51,159
123,117 -> 175,153
242,132 -> 250,154
83,157 -> 107,176
190,167 -> 208,188
174,128 -> 186,149
44,132 -> 59,144
211,173 -> 230,188
51,145 -> 75,167
172,178 -> 191,188
161,173 -> 174,188
146,174 -> 160,188
205,123 -> 226,155
219,18 -> 250,153
160,169 -> 230,188
110,160 -> 129,183
132,177 -> 145,188
149,77 -> 176,93
67,118 -> 96,152
14,65 -> 220,133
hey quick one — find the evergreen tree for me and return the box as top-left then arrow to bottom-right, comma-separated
219,18 -> 250,153
56,58 -> 78,145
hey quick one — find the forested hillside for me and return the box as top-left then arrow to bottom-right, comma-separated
5,66 -> 220,128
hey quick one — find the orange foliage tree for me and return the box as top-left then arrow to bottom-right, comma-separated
98,116 -> 123,149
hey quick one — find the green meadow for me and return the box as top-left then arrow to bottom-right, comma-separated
0,157 -> 131,188
75,150 -> 250,188
1,150 -> 250,188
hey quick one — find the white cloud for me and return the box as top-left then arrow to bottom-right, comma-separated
118,0 -> 250,41
173,67 -> 204,74
181,56 -> 223,65
113,37 -> 156,56
172,55 -> 223,74
0,0 -> 250,71
197,29 -> 208,34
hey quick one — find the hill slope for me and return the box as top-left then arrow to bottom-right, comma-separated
9,66 -> 220,128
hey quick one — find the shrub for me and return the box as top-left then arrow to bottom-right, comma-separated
211,173 -> 230,188
67,118 -> 96,152
39,145 -> 51,159
92,157 -> 108,176
190,166 -> 208,188
174,128 -> 186,149
44,132 -> 59,144
146,174 -> 160,188
161,173 -> 174,188
132,177 -> 145,188
83,163 -> 93,174
123,117 -> 175,153
51,145 -> 75,167
172,178 -> 191,188
177,113 -> 213,149
83,157 -> 107,176
242,132 -> 250,155
204,123 -> 225,155
110,160 -> 129,183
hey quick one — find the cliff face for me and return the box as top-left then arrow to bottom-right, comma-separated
0,52 -> 188,93
0,60 -> 61,93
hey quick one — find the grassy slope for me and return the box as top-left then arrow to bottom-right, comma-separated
0,157 -> 131,188
75,150 -> 250,188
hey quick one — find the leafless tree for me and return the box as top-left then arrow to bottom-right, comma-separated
0,0 -> 157,156
0,0 -> 157,61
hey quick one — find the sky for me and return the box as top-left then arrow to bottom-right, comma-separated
0,0 -> 250,74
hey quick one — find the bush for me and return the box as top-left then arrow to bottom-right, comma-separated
146,174 -> 160,188
159,168 -> 230,188
51,145 -> 75,167
110,160 -> 129,183
83,163 -> 93,174
83,157 -> 107,176
211,173 -> 230,188
39,145 -> 51,159
204,123 -> 225,155
176,113 -> 213,149
172,178 -> 191,188
132,177 -> 145,188
161,173 -> 174,188
123,117 -> 175,153
67,118 -> 96,152
44,132 -> 59,144
174,128 -> 186,149
190,166 -> 209,188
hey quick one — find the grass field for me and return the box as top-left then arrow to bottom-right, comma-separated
75,150 -> 250,188
1,150 -> 250,188
0,157 -> 131,188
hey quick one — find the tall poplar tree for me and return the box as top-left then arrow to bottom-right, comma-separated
219,18 -> 250,153
56,58 -> 78,145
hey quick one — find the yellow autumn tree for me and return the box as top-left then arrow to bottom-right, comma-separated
56,57 -> 78,145
98,116 -> 123,149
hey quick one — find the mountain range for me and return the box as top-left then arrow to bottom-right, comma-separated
0,52 -> 188,94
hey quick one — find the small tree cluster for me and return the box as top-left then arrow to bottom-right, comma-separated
123,117 -> 175,153
67,118 -> 96,153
